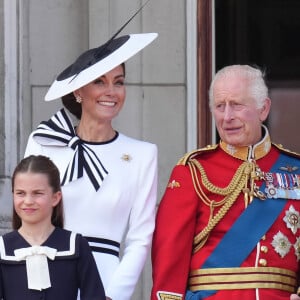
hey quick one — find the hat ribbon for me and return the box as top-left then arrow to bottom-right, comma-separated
32,108 -> 108,191
14,245 -> 57,291
69,0 -> 151,83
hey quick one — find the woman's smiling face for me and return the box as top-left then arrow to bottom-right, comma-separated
75,64 -> 126,123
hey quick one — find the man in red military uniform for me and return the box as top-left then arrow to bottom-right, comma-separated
151,65 -> 300,300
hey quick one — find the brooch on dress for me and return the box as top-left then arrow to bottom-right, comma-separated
121,154 -> 132,162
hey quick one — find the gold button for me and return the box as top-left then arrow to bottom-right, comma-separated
261,235 -> 266,240
260,245 -> 268,253
259,258 -> 267,266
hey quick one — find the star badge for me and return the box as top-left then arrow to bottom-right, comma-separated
271,231 -> 291,258
283,205 -> 300,234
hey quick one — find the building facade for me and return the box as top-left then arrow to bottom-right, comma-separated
2,0 -> 299,298
0,0 -> 198,298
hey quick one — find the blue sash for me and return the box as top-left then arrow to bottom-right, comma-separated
186,153 -> 300,300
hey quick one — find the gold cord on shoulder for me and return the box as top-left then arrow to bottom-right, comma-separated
188,159 -> 263,252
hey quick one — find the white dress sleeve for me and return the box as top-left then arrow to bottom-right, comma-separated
105,144 -> 158,300
24,133 -> 44,157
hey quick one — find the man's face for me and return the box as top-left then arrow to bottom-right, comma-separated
211,74 -> 270,147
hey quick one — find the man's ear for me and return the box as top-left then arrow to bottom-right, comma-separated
260,97 -> 271,122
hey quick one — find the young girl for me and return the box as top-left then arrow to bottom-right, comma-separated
0,155 -> 105,300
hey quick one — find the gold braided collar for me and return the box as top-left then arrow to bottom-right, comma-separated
220,125 -> 271,161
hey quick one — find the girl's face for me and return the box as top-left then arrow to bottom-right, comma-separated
75,65 -> 126,123
13,172 -> 61,227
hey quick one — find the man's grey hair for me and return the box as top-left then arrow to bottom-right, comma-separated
208,65 -> 269,110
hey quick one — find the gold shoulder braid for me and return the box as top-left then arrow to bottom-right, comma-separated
177,144 -> 218,166
273,143 -> 300,159
188,159 -> 264,253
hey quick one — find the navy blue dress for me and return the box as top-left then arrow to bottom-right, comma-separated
0,228 -> 105,300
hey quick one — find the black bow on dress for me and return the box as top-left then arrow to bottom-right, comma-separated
33,108 -> 108,191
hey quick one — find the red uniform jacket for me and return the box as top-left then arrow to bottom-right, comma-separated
152,135 -> 300,300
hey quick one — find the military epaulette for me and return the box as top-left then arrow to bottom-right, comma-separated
177,144 -> 218,166
273,143 -> 300,159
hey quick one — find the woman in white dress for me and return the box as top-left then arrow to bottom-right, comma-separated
24,32 -> 158,300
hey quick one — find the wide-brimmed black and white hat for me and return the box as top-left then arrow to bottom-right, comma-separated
45,32 -> 158,101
